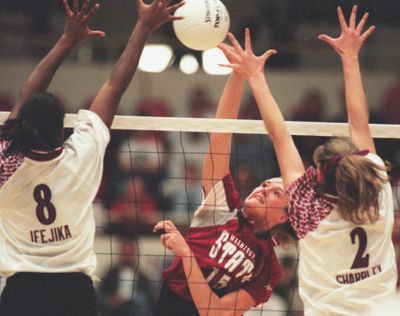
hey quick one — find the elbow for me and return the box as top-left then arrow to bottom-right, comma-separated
268,130 -> 278,144
199,310 -> 229,316
348,116 -> 370,128
267,125 -> 287,144
196,298 -> 228,316
105,85 -> 124,99
198,302 -> 239,316
348,121 -> 371,135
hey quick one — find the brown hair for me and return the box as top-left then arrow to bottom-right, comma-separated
257,205 -> 298,246
268,218 -> 298,246
313,137 -> 388,225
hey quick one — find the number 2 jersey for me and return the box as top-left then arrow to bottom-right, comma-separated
285,153 -> 397,316
162,174 -> 282,307
0,110 -> 109,279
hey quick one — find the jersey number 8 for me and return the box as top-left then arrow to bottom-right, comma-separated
34,184 -> 57,225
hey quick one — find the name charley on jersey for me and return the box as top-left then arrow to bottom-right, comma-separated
30,225 -> 72,243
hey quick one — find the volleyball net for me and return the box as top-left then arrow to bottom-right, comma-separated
91,115 -> 400,315
1,112 -> 399,314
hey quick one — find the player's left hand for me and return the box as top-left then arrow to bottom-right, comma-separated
218,28 -> 277,80
62,0 -> 105,44
318,5 -> 375,58
136,0 -> 185,32
153,220 -> 191,257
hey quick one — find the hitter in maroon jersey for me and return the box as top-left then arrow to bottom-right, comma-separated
154,49 -> 297,316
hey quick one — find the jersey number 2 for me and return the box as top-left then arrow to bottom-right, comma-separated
350,227 -> 369,269
34,184 -> 57,225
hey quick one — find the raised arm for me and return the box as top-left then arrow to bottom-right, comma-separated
10,0 -> 105,119
88,0 -> 184,128
202,44 -> 245,195
219,29 -> 304,188
319,5 -> 376,153
154,220 -> 256,316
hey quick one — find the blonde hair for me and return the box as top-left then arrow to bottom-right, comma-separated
313,137 -> 388,225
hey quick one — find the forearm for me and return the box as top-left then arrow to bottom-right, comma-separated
203,73 -> 244,192
155,219 -> 250,316
249,74 -> 304,186
326,5 -> 376,152
106,22 -> 150,95
10,35 -> 76,118
215,72 -> 244,119
210,72 -> 244,147
181,252 -> 223,316
248,74 -> 286,143
89,22 -> 150,127
341,55 -> 369,126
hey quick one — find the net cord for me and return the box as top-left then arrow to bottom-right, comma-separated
1,111 -> 399,138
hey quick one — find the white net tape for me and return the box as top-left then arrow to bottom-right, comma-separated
1,111 -> 399,138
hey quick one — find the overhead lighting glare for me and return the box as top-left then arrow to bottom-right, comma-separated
179,54 -> 199,74
202,48 -> 232,75
138,44 -> 174,73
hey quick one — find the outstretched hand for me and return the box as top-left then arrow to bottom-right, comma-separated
153,220 -> 191,257
218,28 -> 277,80
62,0 -> 105,44
318,5 -> 375,58
137,0 -> 185,32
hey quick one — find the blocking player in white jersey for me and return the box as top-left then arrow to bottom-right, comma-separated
0,1 -> 184,315
220,5 -> 397,316
153,46 -> 298,315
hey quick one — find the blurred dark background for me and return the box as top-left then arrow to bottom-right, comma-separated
0,0 -> 399,69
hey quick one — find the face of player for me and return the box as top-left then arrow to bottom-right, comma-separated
243,178 -> 288,233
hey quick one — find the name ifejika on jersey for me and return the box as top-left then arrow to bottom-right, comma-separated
30,225 -> 72,243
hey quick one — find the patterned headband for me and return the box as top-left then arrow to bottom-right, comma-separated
320,149 -> 369,178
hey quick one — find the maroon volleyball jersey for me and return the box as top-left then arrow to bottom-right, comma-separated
163,174 -> 282,306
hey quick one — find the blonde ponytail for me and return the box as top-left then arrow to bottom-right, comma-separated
313,137 -> 388,225
335,155 -> 386,224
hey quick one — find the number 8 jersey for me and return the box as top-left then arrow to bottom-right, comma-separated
285,153 -> 398,316
0,110 -> 109,279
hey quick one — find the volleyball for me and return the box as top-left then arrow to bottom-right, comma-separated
173,0 -> 230,51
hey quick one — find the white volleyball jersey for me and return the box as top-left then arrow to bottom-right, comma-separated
0,110 -> 109,279
286,153 -> 398,316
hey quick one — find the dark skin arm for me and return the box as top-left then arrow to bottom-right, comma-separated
88,0 -> 184,128
10,0 -> 105,119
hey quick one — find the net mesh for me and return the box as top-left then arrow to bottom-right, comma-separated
89,115 -> 399,315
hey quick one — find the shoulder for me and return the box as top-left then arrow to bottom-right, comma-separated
365,152 -> 385,167
66,110 -> 110,149
221,174 -> 242,209
191,173 -> 242,227
74,110 -> 109,134
0,139 -> 25,188
285,166 -> 335,239
198,173 -> 241,213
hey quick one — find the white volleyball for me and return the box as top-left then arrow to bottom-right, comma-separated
173,0 -> 230,51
